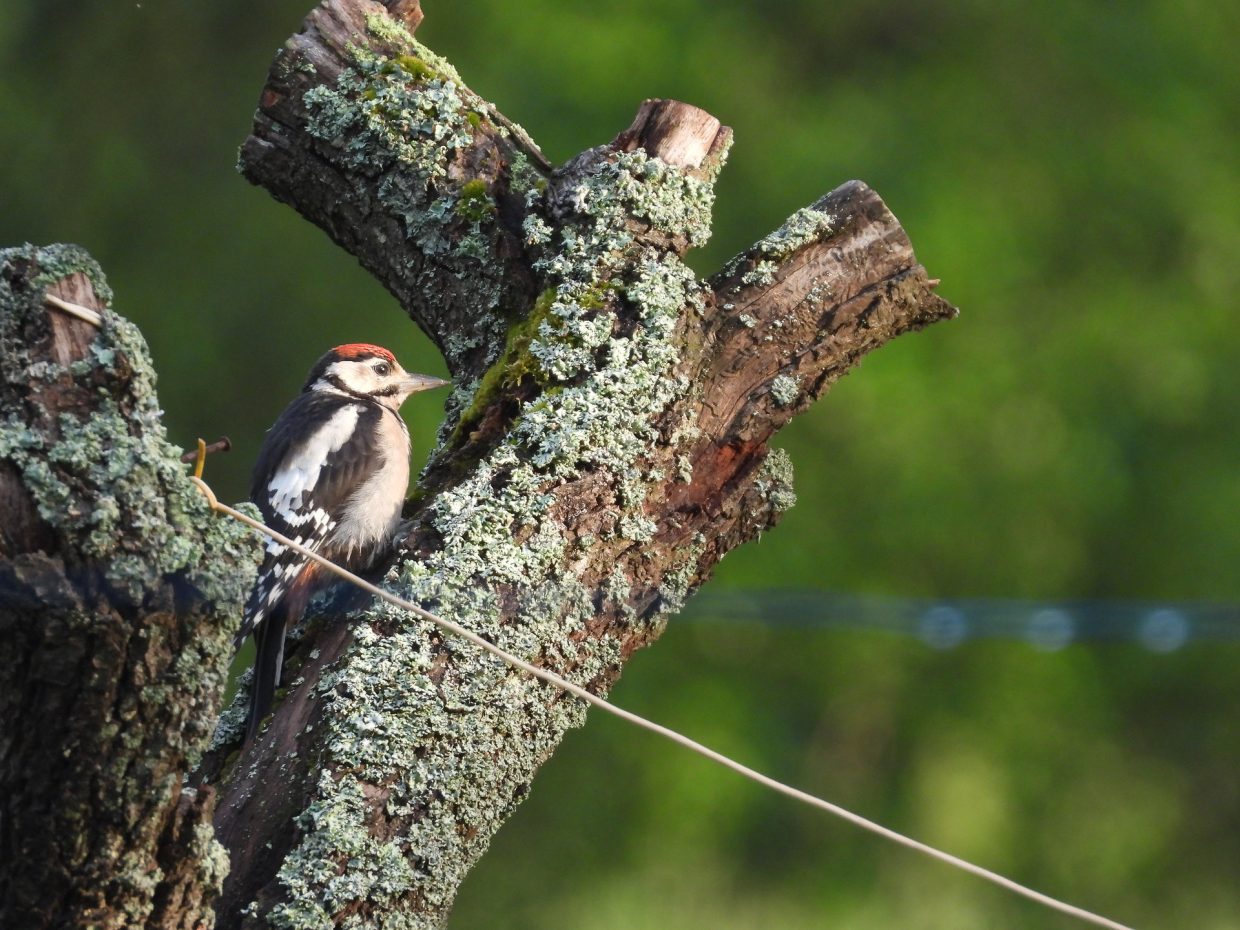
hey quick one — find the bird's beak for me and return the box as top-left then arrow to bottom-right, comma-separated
402,374 -> 451,394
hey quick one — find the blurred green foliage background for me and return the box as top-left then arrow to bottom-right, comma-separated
3,0 -> 1238,927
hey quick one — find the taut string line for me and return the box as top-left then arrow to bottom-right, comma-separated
189,474 -> 1137,930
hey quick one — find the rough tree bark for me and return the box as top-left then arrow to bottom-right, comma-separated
196,2 -> 956,928
0,245 -> 260,929
0,1 -> 956,928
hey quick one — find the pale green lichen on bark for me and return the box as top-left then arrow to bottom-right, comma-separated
724,205 -> 836,288
1,243 -> 262,917
298,21 -> 511,372
262,122 -> 731,928
362,13 -> 461,85
508,150 -> 546,201
208,668 -> 255,753
196,817 -> 234,894
362,11 -> 542,157
0,243 -> 258,609
741,259 -> 777,286
754,206 -> 835,260
755,447 -> 797,513
770,373 -> 800,407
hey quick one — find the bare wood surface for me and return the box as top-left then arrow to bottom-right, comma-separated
614,99 -> 727,169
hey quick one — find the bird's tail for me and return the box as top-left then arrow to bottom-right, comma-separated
245,600 -> 289,742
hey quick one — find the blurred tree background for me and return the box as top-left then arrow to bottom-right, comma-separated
3,1 -> 1238,927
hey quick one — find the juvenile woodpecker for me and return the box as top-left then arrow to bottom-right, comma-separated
238,343 -> 447,741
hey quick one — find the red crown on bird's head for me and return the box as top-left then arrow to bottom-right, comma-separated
331,343 -> 397,364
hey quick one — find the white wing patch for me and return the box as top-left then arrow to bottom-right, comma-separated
266,404 -> 361,521
236,404 -> 361,644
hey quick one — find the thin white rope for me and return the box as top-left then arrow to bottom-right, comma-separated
190,476 -> 1138,930
44,293 -> 104,327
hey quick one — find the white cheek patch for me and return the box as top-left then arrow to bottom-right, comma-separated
266,404 -> 361,516
326,360 -> 377,396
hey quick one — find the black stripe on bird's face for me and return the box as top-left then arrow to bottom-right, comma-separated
311,358 -> 407,401
324,373 -> 368,399
300,345 -> 446,407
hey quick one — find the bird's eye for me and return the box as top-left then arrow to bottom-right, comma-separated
374,362 -> 391,376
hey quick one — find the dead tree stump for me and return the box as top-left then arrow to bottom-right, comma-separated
0,2 -> 955,928
0,245 -> 259,929
199,2 -> 956,927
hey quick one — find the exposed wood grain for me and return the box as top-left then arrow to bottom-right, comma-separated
614,99 -> 728,170
0,271 -> 105,559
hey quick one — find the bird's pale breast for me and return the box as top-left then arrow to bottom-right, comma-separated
328,408 -> 410,564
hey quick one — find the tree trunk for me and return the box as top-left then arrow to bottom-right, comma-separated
0,245 -> 260,929
1,2 -> 956,928
196,2 -> 957,928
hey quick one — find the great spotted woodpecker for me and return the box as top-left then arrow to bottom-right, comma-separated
238,343 -> 448,741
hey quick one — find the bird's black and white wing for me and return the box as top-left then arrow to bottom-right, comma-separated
237,393 -> 383,645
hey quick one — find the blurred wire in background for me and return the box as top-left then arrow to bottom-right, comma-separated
684,590 -> 1240,652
